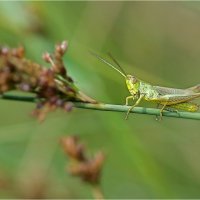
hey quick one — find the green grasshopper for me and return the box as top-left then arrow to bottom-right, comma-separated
92,52 -> 200,120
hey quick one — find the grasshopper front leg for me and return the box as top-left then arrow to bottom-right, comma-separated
125,95 -> 134,106
125,94 -> 145,120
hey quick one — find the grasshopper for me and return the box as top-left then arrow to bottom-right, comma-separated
92,52 -> 200,120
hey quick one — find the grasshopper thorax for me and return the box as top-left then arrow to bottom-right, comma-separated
126,75 -> 140,95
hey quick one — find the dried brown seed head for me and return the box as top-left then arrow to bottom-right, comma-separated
61,136 -> 86,161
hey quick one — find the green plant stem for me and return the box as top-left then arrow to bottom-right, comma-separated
1,94 -> 200,120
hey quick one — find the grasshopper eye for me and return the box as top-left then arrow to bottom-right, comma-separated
127,75 -> 137,84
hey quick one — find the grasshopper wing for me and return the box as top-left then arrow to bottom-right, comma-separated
153,86 -> 192,96
153,86 -> 200,105
187,84 -> 200,93
163,93 -> 200,105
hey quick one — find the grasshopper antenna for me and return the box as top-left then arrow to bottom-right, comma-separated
90,51 -> 126,78
107,52 -> 127,77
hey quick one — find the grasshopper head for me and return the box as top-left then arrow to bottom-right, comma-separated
126,75 -> 139,95
91,52 -> 140,95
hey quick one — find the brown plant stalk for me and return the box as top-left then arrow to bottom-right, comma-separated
61,136 -> 105,199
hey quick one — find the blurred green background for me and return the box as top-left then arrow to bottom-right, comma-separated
0,1 -> 200,198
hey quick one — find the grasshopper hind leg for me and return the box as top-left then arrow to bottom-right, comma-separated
155,104 -> 160,121
159,103 -> 167,121
156,104 -> 180,121
156,102 -> 168,121
165,106 -> 180,116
